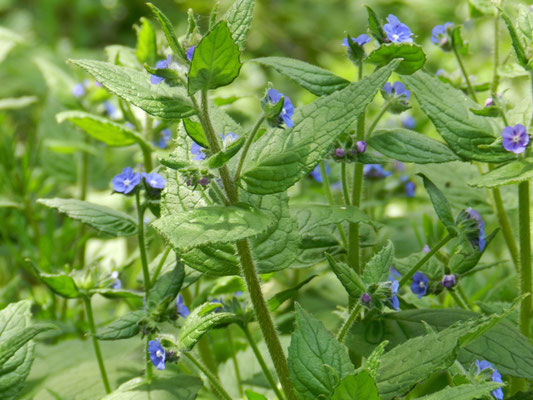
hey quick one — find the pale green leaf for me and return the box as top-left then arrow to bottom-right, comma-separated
224,0 -> 255,51
469,158 -> 533,188
38,273 -> 80,299
135,17 -> 157,65
0,96 -> 38,110
418,382 -> 503,400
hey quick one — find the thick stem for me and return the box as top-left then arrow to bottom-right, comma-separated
184,352 -> 232,400
399,234 -> 454,287
320,161 -> 348,248
519,181 -> 532,339
234,115 -> 266,181
452,42 -> 478,102
336,301 -> 362,343
242,325 -> 285,400
82,296 -> 111,394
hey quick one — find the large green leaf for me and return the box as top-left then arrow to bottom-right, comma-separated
224,0 -> 255,51
177,303 -> 237,351
469,158 -> 533,188
288,304 -> 354,400
366,43 -> 426,75
331,370 -> 380,400
368,129 -> 460,164
0,324 -> 54,367
239,60 -> 399,194
38,198 -> 138,237
188,21 -> 241,94
346,309 -> 533,380
181,244 -> 241,276
102,376 -> 202,400
362,241 -> 395,285
252,57 -> 350,96
417,383 -> 503,400
402,71 -> 513,163
152,203 -> 274,251
96,311 -> 145,341
69,60 -> 196,119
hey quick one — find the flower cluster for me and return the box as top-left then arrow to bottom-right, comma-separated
330,140 -> 367,162
112,167 -> 166,194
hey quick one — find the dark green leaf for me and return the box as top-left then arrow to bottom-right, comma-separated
102,376 -> 202,400
267,275 -> 317,312
183,119 -> 209,148
365,5 -> 386,43
332,370 -> 380,400
146,263 -> 185,312
326,254 -> 365,298
207,136 -> 245,169
418,174 -> 456,231
95,310 -> 145,340
366,43 -> 426,75
181,244 -> 240,276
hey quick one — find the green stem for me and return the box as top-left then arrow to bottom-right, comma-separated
151,247 -> 171,286
79,136 -> 89,268
341,163 -> 351,206
449,289 -> 468,310
82,296 -> 111,394
184,352 -> 232,400
141,144 -> 153,173
399,234 -> 454,287
210,181 -> 230,206
336,301 -> 362,343
234,115 -> 266,181
366,101 -> 390,137
320,161 -> 348,249
227,328 -> 243,396
242,325 -> 285,400
518,181 -> 532,339
452,40 -> 478,102
490,14 -> 500,95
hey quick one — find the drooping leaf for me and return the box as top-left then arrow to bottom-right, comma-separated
402,71 -> 513,163
366,43 -> 426,75
288,304 -> 354,400
418,174 -> 456,231
252,57 -> 350,96
362,241 -> 395,285
38,198 -> 138,237
368,129 -> 461,164
239,60 -> 399,194
102,376 -> 202,400
152,203 -> 274,251
224,0 -> 255,51
69,59 -> 196,119
469,158 -> 533,188
95,310 -> 145,340
188,21 -> 242,94
331,370 -> 380,400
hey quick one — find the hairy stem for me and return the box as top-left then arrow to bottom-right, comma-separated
82,296 -> 111,393
234,115 -> 266,181
320,161 -> 348,248
519,181 -> 532,339
185,352 -> 233,400
336,301 -> 362,343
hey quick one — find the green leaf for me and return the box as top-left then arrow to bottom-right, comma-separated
146,3 -> 184,60
56,111 -> 149,148
325,254 -> 365,298
417,383 -> 503,400
38,198 -> 138,237
181,244 -> 240,276
502,12 -> 530,69
95,310 -> 145,341
365,5 -> 386,43
402,71 -> 513,163
102,376 -> 202,400
367,129 -> 460,164
146,263 -> 185,312
0,324 -> 54,368
224,0 -> 255,51
177,303 -> 238,351
92,288 -> 144,301
188,21 -> 242,95
239,60 -> 399,194
245,390 -> 267,400
183,119 -> 209,148
207,136 -> 245,169
135,17 -> 157,65
469,158 -> 533,188
469,0 -> 497,17
38,273 -> 80,298
366,43 -> 426,75
288,304 -> 354,400
362,241 -> 395,285
517,4 -> 533,46
152,203 -> 274,251
332,370 -> 380,400
267,275 -> 317,312
252,57 -> 350,96
418,174 -> 456,231
69,60 -> 196,120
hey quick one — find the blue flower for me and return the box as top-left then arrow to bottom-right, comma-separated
267,89 -> 294,128
402,116 -> 416,129
112,167 -> 141,194
220,132 -> 238,149
410,272 -> 429,298
310,163 -> 329,183
154,128 -> 172,149
142,172 -> 166,189
72,83 -> 85,98
104,100 -> 117,118
176,294 -> 190,318
465,207 -> 486,251
431,22 -> 453,45
405,181 -> 416,197
191,142 -> 206,161
383,14 -> 414,43
150,55 -> 172,85
148,339 -> 166,370
186,46 -> 196,62
476,360 -> 504,399
363,164 -> 392,179
441,274 -> 456,288
384,81 -> 411,101
356,141 -> 366,153
389,267 -> 401,310
110,271 -> 121,289
342,34 -> 372,47
502,124 -> 529,154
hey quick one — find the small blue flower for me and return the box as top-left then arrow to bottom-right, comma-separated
411,272 -> 429,298
502,124 -> 529,154
148,339 -> 166,370
94,80 -> 103,87
383,14 -> 414,43
176,294 -> 190,318
72,83 -> 85,98
476,360 -> 504,400
186,46 -> 196,62
342,34 -> 372,47
441,274 -> 456,288
150,55 -> 172,85
142,172 -> 166,189
465,207 -> 486,251
154,128 -> 172,149
104,100 -> 117,118
220,132 -> 238,148
363,164 -> 392,179
191,142 -> 206,161
112,167 -> 141,194
384,81 -> 411,101
389,267 -> 401,310
402,116 -> 416,129
423,244 -> 430,253
110,271 -> 121,289
431,22 -> 453,45
405,181 -> 415,197
356,141 -> 366,153
267,89 -> 294,128
310,163 -> 329,183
